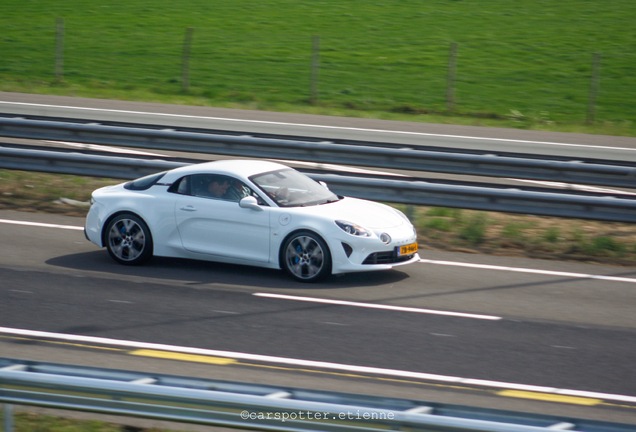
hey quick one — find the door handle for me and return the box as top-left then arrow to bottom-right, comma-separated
180,205 -> 197,212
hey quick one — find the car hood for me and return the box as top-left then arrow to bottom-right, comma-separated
295,197 -> 407,229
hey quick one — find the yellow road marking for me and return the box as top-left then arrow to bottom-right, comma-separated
129,349 -> 237,365
498,390 -> 602,406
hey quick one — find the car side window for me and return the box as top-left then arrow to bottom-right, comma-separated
168,176 -> 191,195
171,174 -> 265,204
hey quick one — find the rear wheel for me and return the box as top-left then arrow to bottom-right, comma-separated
105,213 -> 153,265
282,231 -> 331,282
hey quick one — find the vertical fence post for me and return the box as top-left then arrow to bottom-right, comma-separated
446,42 -> 458,112
310,35 -> 320,105
586,52 -> 601,124
55,18 -> 64,82
3,404 -> 14,432
181,27 -> 194,93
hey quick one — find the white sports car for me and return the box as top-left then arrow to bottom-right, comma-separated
85,159 -> 420,282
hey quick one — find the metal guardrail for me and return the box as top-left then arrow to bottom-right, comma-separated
1,146 -> 635,222
1,116 -> 635,188
1,358 -> 634,432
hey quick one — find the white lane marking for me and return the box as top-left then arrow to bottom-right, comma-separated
212,310 -> 239,315
419,259 -> 636,284
0,326 -> 634,403
0,219 -> 83,231
2,100 -> 634,152
253,293 -> 501,321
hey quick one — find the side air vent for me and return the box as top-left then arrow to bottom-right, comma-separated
341,242 -> 353,257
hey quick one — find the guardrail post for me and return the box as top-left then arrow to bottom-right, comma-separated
2,404 -> 14,432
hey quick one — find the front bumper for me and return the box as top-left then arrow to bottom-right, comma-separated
332,252 -> 421,274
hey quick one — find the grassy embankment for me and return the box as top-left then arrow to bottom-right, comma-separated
0,411 -> 175,432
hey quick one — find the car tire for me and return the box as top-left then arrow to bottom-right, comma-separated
105,213 -> 153,265
281,230 -> 331,282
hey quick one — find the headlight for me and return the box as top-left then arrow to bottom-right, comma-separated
336,220 -> 371,237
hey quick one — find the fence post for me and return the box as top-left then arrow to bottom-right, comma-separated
586,52 -> 601,124
446,42 -> 458,112
181,27 -> 194,93
3,404 -> 14,432
310,35 -> 320,104
55,18 -> 64,82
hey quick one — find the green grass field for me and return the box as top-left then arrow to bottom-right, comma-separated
1,0 -> 635,134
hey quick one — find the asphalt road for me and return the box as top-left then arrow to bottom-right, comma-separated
1,209 -> 636,426
1,93 -> 636,428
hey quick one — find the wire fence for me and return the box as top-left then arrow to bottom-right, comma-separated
2,19 -> 635,126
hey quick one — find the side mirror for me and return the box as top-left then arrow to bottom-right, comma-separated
239,196 -> 263,211
319,181 -> 330,190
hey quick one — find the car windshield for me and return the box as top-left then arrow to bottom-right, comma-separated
250,168 -> 339,207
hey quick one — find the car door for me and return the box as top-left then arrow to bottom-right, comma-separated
172,174 -> 272,263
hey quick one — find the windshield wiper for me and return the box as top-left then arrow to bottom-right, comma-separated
318,198 -> 340,205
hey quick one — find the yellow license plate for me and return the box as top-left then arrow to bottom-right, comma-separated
399,243 -> 418,256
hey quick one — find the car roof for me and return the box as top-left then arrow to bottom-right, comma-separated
163,159 -> 288,182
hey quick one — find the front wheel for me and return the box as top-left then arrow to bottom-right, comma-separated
281,231 -> 331,282
105,213 -> 153,265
